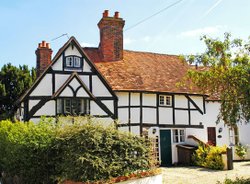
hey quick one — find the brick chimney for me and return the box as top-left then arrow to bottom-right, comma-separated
35,41 -> 52,77
98,10 -> 125,61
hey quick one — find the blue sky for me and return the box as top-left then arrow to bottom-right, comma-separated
1,0 -> 250,68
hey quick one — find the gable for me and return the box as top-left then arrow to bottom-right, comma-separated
18,37 -> 117,104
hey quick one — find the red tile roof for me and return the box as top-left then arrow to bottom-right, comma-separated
84,48 -> 204,95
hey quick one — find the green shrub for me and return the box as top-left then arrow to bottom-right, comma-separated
0,117 -> 153,183
235,144 -> 248,160
0,119 -> 56,184
192,144 -> 226,170
217,177 -> 250,184
54,119 -> 151,182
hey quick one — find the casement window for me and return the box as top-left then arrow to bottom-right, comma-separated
65,56 -> 82,69
229,127 -> 239,145
159,95 -> 172,106
57,98 -> 89,115
173,129 -> 185,143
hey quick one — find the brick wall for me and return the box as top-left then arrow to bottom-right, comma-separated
98,10 -> 125,61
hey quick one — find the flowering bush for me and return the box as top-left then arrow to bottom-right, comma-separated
192,144 -> 227,170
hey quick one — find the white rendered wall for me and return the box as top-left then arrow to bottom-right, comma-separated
83,60 -> 92,72
190,111 -> 203,126
131,108 -> 140,123
130,93 -> 140,105
29,100 -> 40,110
189,96 -> 204,110
90,101 -> 106,116
175,110 -> 188,125
52,56 -> 63,70
59,87 -> 73,97
65,46 -> 81,57
79,75 -> 90,89
118,108 -> 129,124
175,95 -> 188,108
30,74 -> 52,96
143,108 -> 156,124
142,94 -> 156,106
34,100 -> 55,116
69,78 -> 80,90
159,108 -> 173,124
102,100 -> 114,114
76,88 -> 89,97
55,74 -> 69,92
117,92 -> 129,106
92,76 -> 112,97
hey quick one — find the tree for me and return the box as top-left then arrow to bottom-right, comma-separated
183,33 -> 250,127
0,63 -> 36,120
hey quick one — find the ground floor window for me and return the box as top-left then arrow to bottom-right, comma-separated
173,129 -> 185,143
229,126 -> 239,145
56,98 -> 89,115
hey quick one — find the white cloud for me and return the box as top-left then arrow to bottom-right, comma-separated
81,42 -> 95,47
179,25 -> 226,38
124,37 -> 134,45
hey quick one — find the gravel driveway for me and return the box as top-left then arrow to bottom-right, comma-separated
162,161 -> 250,184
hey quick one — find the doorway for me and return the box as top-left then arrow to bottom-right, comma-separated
160,130 -> 172,166
207,127 -> 216,146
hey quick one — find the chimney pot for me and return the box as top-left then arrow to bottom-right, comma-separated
42,41 -> 46,47
103,10 -> 109,17
46,43 -> 50,48
114,11 -> 119,18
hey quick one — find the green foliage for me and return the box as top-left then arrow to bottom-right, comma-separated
0,117 -> 152,183
183,33 -> 250,126
0,63 -> 36,120
235,143 -> 248,160
0,119 -> 56,184
218,177 -> 250,184
192,145 -> 226,170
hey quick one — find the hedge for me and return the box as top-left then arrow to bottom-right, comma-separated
0,117 -> 153,183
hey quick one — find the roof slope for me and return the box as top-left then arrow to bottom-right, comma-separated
84,48 -> 203,95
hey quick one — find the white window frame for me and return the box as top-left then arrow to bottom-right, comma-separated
173,129 -> 185,143
65,56 -> 82,68
159,95 -> 172,106
74,57 -> 81,67
57,98 -> 89,115
66,56 -> 74,67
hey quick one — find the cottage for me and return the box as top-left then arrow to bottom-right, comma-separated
16,10 -> 250,165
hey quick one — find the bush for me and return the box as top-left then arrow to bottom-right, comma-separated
0,117 -> 153,183
218,177 -> 250,184
235,144 -> 248,160
192,144 -> 226,170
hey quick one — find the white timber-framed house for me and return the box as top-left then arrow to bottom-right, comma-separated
16,10 -> 250,165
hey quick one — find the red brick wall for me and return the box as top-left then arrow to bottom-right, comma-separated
36,41 -> 52,77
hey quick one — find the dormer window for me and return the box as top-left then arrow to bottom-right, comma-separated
64,56 -> 82,70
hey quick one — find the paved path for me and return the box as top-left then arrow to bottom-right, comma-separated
162,161 -> 250,184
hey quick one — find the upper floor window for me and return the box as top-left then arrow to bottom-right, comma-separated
57,98 -> 89,115
159,95 -> 172,106
173,129 -> 185,143
65,56 -> 82,69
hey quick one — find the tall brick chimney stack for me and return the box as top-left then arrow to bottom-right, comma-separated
98,10 -> 125,61
35,41 -> 52,77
